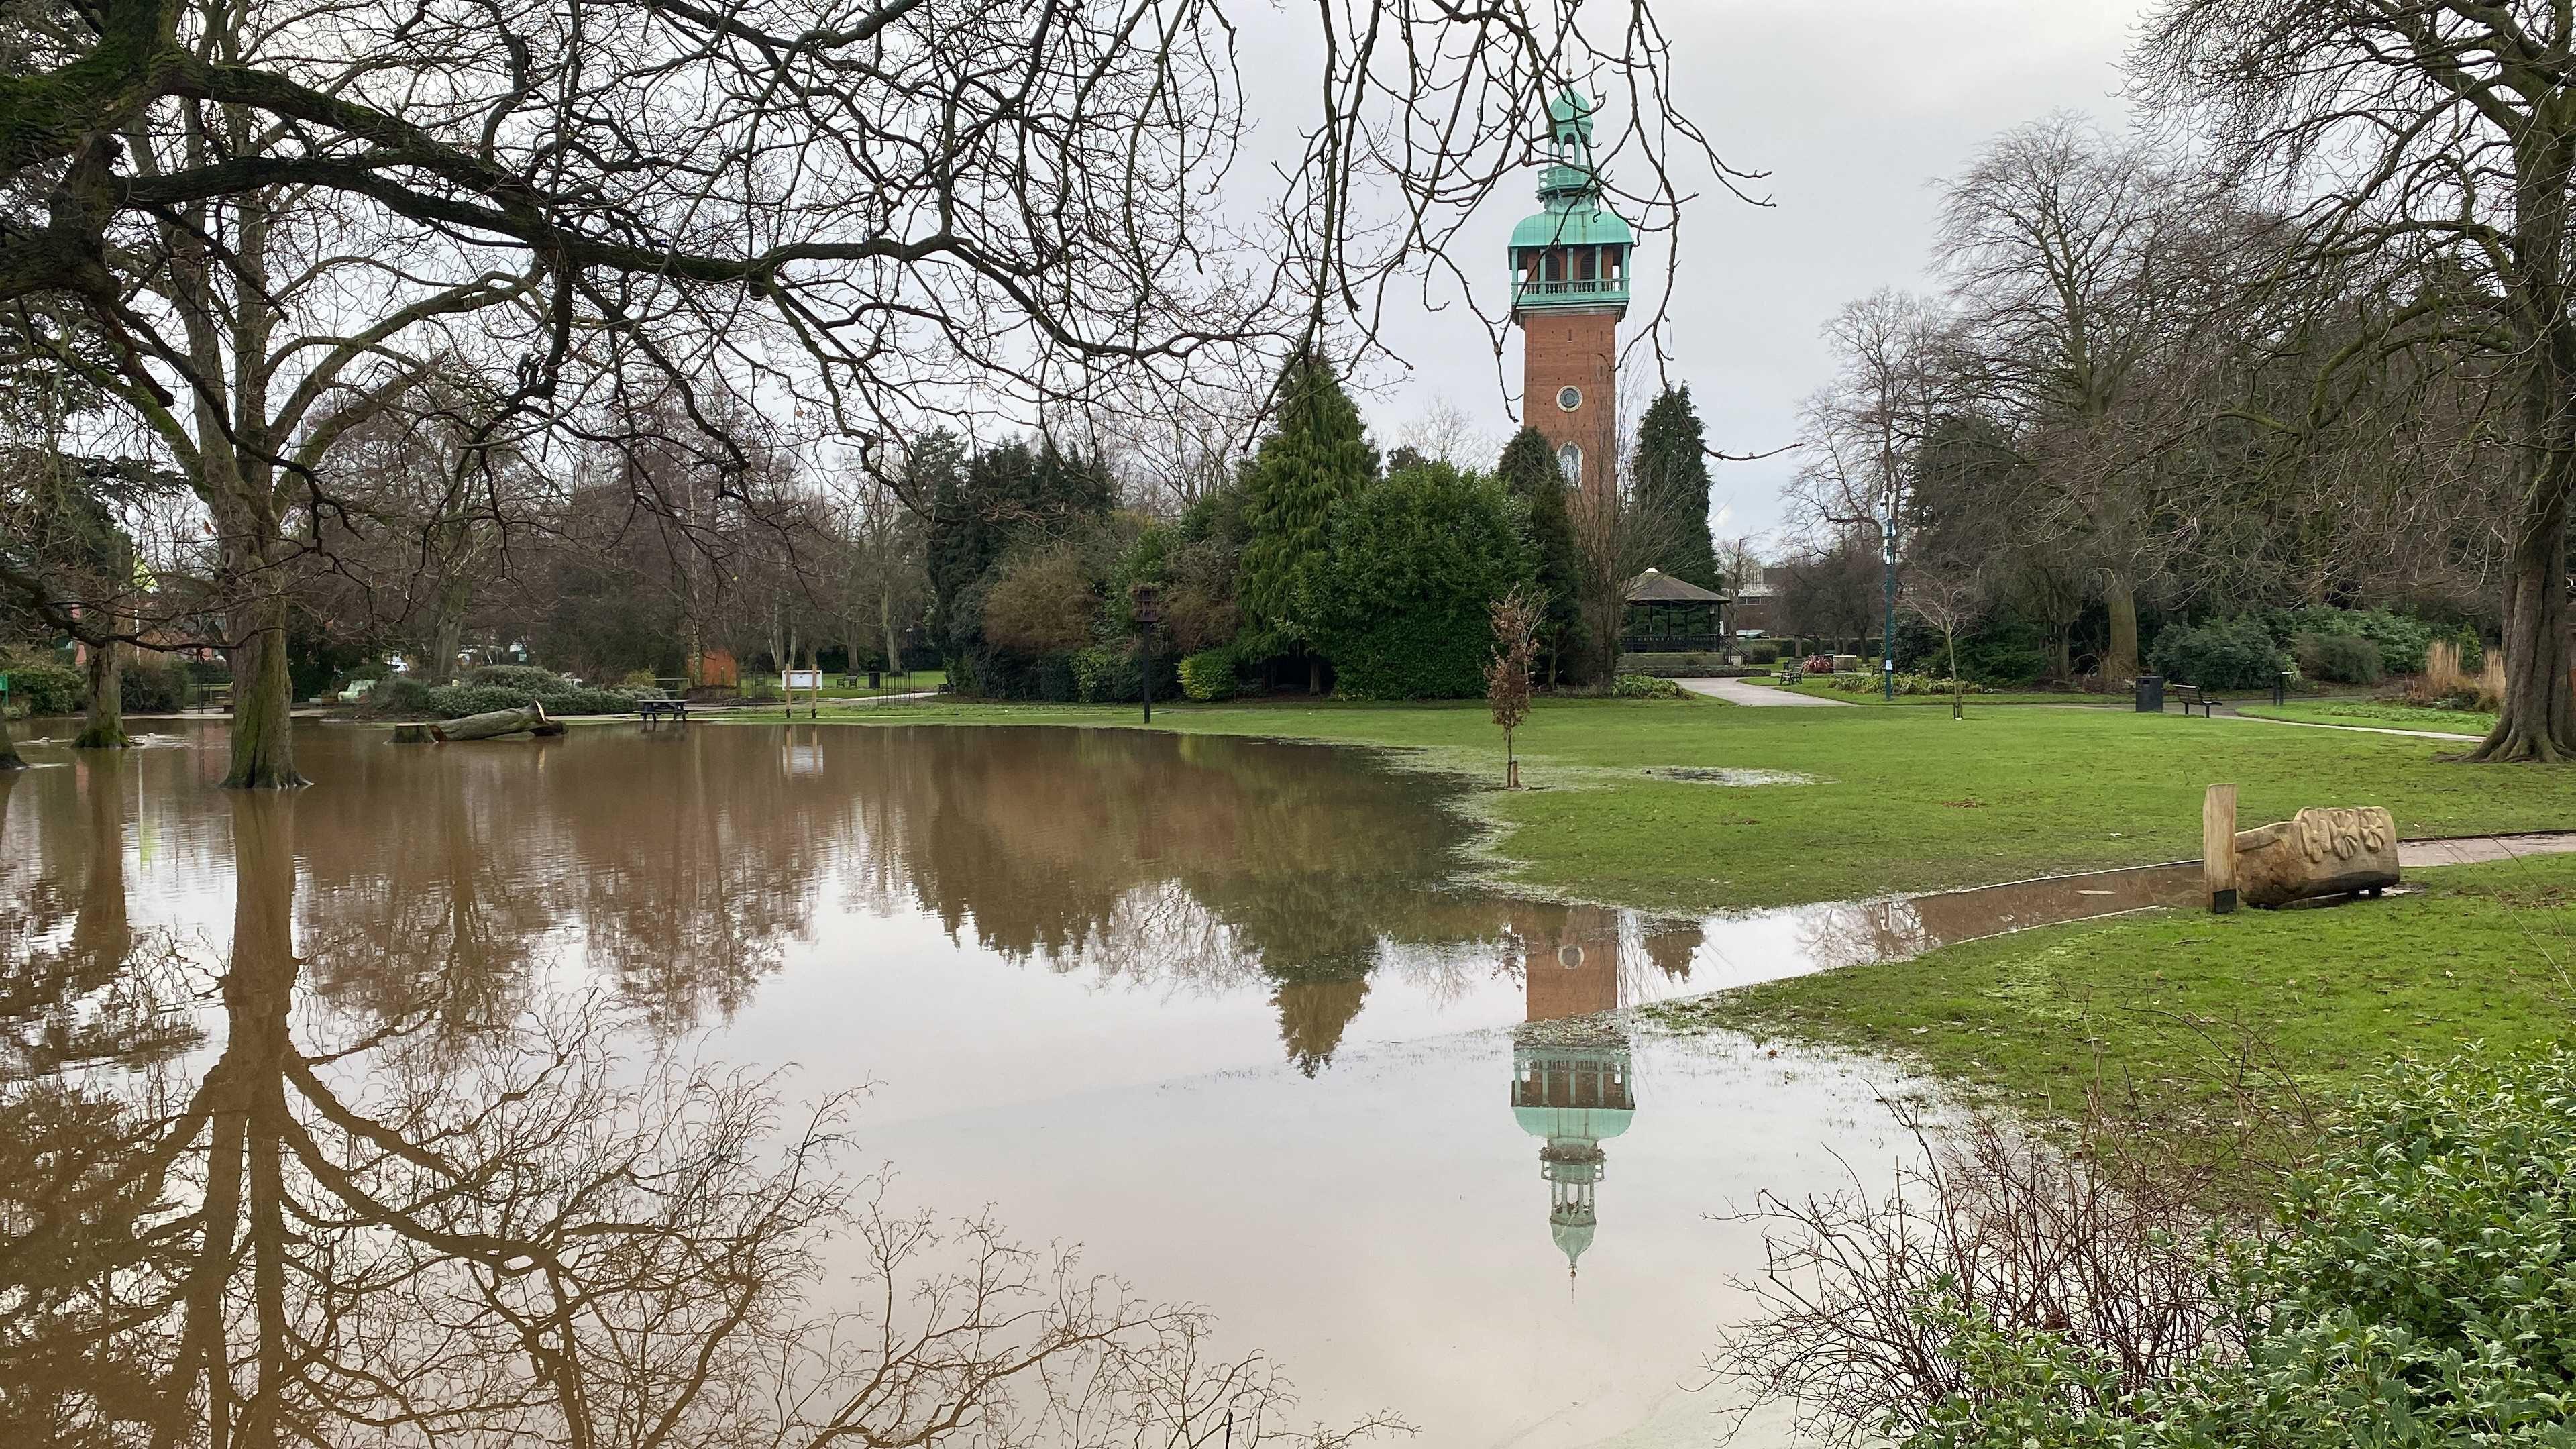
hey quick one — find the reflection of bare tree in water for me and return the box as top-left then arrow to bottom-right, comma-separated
1789,899 -> 1930,973
0,794 -> 1397,1448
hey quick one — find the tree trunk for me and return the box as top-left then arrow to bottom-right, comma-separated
429,597 -> 466,686
74,637 -> 129,749
879,588 -> 902,679
225,592 -> 306,789
2467,146 -> 2576,761
2102,572 -> 2140,684
2468,479 -> 2576,761
0,706 -> 23,769
1308,655 -> 1322,694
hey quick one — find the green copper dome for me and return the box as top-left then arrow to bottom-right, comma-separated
1509,203 -> 1635,252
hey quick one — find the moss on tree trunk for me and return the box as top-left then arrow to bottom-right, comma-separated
72,639 -> 129,749
224,596 -> 305,789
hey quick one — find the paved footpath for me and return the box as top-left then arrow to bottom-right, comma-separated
1676,676 -> 1854,707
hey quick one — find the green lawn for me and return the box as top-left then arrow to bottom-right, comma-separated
821,668 -> 946,699
2237,700 -> 2492,736
737,694 -> 2576,914
1650,852 -> 2576,1128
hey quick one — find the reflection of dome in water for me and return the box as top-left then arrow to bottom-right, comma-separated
1511,1039 -> 1634,1276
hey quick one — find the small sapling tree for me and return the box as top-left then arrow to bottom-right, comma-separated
1487,586 -> 1544,788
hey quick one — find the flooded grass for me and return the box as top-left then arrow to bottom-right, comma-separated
778,695 -> 2576,915
1654,851 -> 2576,1132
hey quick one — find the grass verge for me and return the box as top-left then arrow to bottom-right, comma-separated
2237,700 -> 2492,736
685,694 -> 2576,915
1648,852 -> 2576,1127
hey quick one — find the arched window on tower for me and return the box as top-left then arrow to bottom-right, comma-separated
1557,442 -> 1582,484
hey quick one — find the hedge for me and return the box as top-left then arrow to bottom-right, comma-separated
0,657 -> 85,717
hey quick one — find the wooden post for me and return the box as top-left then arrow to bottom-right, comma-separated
2203,783 -> 2238,914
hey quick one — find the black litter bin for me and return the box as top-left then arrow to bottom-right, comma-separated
2136,673 -> 2164,713
868,668 -> 882,689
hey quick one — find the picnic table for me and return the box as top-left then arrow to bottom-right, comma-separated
634,691 -> 689,722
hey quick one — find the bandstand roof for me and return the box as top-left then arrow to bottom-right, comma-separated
1625,568 -> 1729,604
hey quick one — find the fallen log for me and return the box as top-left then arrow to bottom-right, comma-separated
2234,806 -> 2398,907
427,702 -> 553,742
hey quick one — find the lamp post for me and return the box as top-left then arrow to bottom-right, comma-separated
1131,583 -> 1161,724
1879,508 -> 1898,701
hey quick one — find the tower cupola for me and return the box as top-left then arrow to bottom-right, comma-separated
1508,87 -> 1635,313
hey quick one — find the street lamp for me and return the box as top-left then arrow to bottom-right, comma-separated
1879,503 -> 1898,702
1131,583 -> 1161,724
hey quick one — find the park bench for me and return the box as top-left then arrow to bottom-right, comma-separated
634,691 -> 689,722
2170,684 -> 2216,718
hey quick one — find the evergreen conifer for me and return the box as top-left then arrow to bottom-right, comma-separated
1240,354 -> 1378,689
1631,386 -> 1720,591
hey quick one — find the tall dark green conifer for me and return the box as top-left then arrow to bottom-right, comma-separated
1497,426 -> 1587,684
1240,354 -> 1377,688
1631,386 -> 1721,592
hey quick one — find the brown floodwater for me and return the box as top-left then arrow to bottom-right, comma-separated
0,720 -> 2195,1447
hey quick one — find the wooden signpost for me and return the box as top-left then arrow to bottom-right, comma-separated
2203,783 -> 2238,914
782,669 -> 823,720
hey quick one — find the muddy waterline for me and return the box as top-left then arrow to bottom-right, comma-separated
1,720 -> 2157,1446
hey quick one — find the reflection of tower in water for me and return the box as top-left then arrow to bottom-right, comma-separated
1507,907 -> 1635,1279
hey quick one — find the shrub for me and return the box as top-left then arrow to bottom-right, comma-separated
370,676 -> 436,716
981,546 -> 1099,657
1611,674 -> 1686,699
2455,627 -> 2485,675
2146,616 -> 2284,690
423,682 -> 635,718
1305,462 -> 1529,700
2261,605 -> 2434,675
1819,671 -> 1984,696
465,663 -> 571,690
1741,640 -> 1782,664
0,655 -> 85,717
1951,621 -> 2053,688
2290,629 -> 2383,684
119,657 -> 191,713
1881,1051 -> 2576,1449
1178,646 -> 1242,701
1071,644 -> 1142,703
618,668 -> 661,690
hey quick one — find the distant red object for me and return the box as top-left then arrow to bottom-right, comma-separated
1803,654 -> 1836,673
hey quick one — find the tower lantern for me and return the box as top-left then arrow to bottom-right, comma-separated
1509,86 -> 1633,492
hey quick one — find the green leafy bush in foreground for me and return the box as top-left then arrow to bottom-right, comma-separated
1911,1049 -> 2576,1449
1610,674 -> 1686,699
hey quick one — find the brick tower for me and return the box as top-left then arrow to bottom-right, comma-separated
1509,88 -> 1631,492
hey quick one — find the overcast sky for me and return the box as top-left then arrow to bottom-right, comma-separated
1287,0 -> 2147,549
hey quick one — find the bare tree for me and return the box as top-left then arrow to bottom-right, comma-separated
1903,561 -> 1988,719
2136,1 -> 2576,760
3,0 -> 1735,787
1487,586 -> 1542,787
1934,117 -> 2206,686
